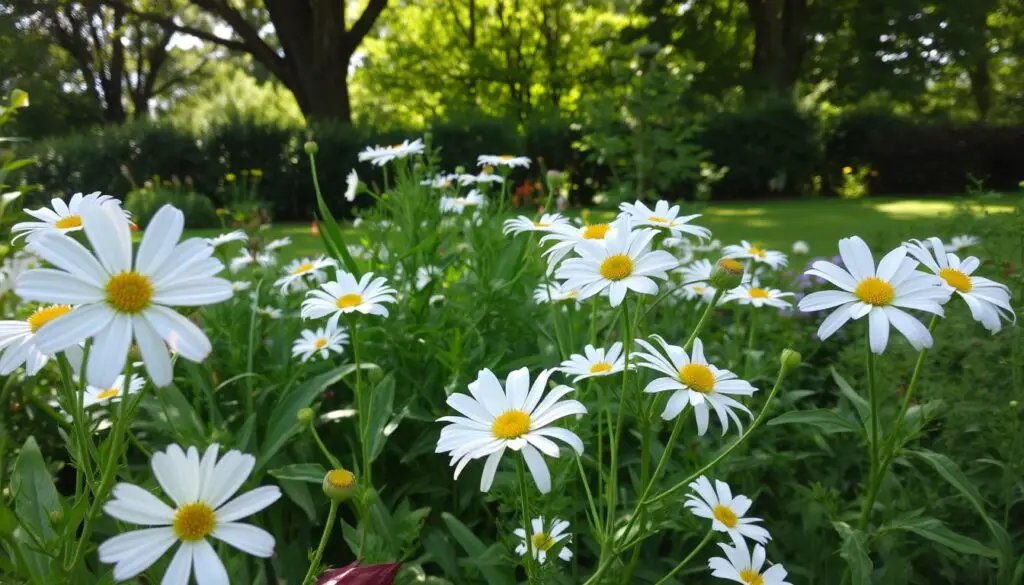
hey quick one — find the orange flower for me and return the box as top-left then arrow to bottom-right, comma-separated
311,220 -> 320,236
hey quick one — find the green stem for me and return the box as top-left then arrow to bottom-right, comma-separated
516,458 -> 538,582
684,289 -> 725,351
604,297 -> 632,556
301,500 -> 339,585
652,529 -> 716,585
859,331 -> 880,531
574,453 -> 602,532
744,305 -> 758,376
309,420 -> 342,469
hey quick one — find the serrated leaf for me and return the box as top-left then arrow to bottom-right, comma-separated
768,409 -> 860,435
885,516 -> 996,557
834,523 -> 872,585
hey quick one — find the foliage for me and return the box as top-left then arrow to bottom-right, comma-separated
123,177 -> 218,228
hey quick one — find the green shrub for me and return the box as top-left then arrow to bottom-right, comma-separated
124,180 -> 218,228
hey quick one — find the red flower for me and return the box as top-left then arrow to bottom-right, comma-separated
317,563 -> 402,585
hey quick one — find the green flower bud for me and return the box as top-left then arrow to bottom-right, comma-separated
297,408 -> 315,425
709,258 -> 744,290
780,349 -> 802,376
1011,400 -> 1019,409
304,141 -> 319,155
323,468 -> 357,502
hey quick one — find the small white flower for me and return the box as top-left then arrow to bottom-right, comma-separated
633,336 -> 755,435
708,538 -> 791,585
415,266 -> 441,291
0,305 -> 75,376
436,367 -> 586,493
440,189 -> 486,214
664,237 -> 696,264
230,281 -> 251,292
514,517 -> 573,563
274,257 -> 337,293
265,237 -> 291,251
0,250 -> 41,296
421,173 -> 459,189
559,343 -> 627,382
792,240 -> 809,255
345,170 -> 359,202
618,200 -> 711,240
945,234 -> 979,252
82,373 -> 146,408
358,138 -> 425,166
98,444 -> 281,583
723,280 -> 793,309
230,249 -> 276,273
301,271 -> 397,328
904,238 -> 1014,332
539,221 -> 621,272
686,476 -> 771,545
503,213 -> 570,236
533,282 -> 580,304
12,192 -> 130,241
695,239 -> 723,253
257,305 -> 282,319
477,154 -> 531,168
206,231 -> 248,248
459,171 -> 505,185
722,240 -> 788,270
292,322 -> 348,362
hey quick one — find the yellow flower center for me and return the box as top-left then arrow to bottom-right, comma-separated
648,215 -> 670,224
599,254 -> 634,281
747,246 -> 766,258
106,272 -> 154,313
582,224 -> 610,239
717,258 -> 743,274
173,502 -> 216,542
739,568 -> 765,585
590,361 -> 612,374
694,286 -> 705,294
499,155 -> 515,160
531,532 -> 556,551
712,504 -> 738,528
95,388 -> 120,400
326,469 -> 355,489
336,293 -> 363,309
27,305 -> 72,332
291,262 -> 314,275
679,363 -> 715,394
748,288 -> 770,299
492,410 -> 531,439
55,215 -> 82,229
533,222 -> 551,228
314,338 -> 328,349
939,267 -> 972,292
854,277 -> 894,306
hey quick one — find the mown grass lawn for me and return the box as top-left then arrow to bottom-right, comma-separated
185,195 -> 1015,261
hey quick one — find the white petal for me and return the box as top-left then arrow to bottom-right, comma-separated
82,203 -> 132,274
203,450 -> 256,508
212,522 -> 275,557
215,486 -> 281,523
85,313 -> 132,389
104,483 -> 176,525
151,445 -> 195,506
99,528 -> 177,581
152,278 -> 233,307
161,542 -> 194,585
133,315 -> 173,387
868,308 -> 890,354
521,444 -> 551,494
192,539 -> 229,585
32,304 -> 114,354
15,269 -> 105,305
480,448 -> 504,492
137,205 -> 185,275
25,232 -> 108,287
143,306 -> 212,362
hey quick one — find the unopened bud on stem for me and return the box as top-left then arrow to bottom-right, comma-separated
323,468 -> 357,502
780,349 -> 802,377
709,258 -> 744,290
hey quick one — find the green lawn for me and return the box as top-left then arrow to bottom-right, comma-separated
188,195 -> 1015,261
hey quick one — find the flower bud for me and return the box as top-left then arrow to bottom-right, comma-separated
709,258 -> 744,290
1011,400 -> 1020,409
780,349 -> 801,376
297,407 -> 315,425
304,141 -> 319,155
323,468 -> 357,502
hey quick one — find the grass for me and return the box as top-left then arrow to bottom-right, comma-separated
185,195 -> 1015,261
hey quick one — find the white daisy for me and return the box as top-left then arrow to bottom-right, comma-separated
435,367 -> 586,493
415,266 -> 441,291
98,444 -> 281,583
257,305 -> 282,319
274,257 -> 337,293
230,281 -> 251,292
477,154 -> 531,168
695,239 -> 723,253
358,138 -> 425,166
292,322 -> 348,362
458,171 -> 505,185
16,204 -> 233,388
708,538 -> 791,585
12,192 -> 130,241
301,271 -> 397,328
663,237 -> 695,264
539,222 -> 621,272
503,213 -> 570,236
555,221 -> 678,307
82,373 -> 146,408
265,237 -> 290,251
0,250 -> 41,296
797,236 -> 952,353
680,282 -> 719,304
685,476 -> 771,545
681,259 -> 714,285
723,281 -> 793,309
558,343 -> 627,382
633,336 -> 755,435
904,238 -> 1014,333
421,173 -> 459,189
514,517 -> 573,563
440,189 -> 486,214
945,234 -> 979,252
618,200 -> 711,240
792,240 -> 809,255
345,170 -> 359,202
532,282 -> 580,304
0,305 -> 74,375
206,231 -> 247,248
722,240 -> 788,270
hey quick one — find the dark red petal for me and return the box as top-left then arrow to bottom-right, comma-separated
316,562 -> 402,585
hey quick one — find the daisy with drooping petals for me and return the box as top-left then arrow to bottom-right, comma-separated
265,237 -> 291,251
685,476 -> 771,545
945,234 -> 979,252
797,236 -> 951,353
344,170 -> 359,202
722,240 -> 788,270
708,538 -> 791,585
514,517 -> 573,563
904,238 -> 1014,333
274,256 -> 337,293
555,221 -> 678,307
559,343 -> 628,382
503,213 -> 570,236
435,367 -> 586,493
633,336 -> 755,435
12,192 -> 129,241
358,139 -> 425,166
0,305 -> 75,375
477,154 -> 531,168
292,322 -> 348,362
680,282 -> 719,304
440,189 -> 486,214
15,204 -> 233,388
539,221 -> 621,272
229,249 -> 276,273
532,282 -> 580,304
723,280 -> 794,309
421,173 -> 459,189
618,200 -> 711,240
206,230 -> 247,248
301,271 -> 397,328
81,372 -> 146,408
98,444 -> 281,584
458,171 -> 505,185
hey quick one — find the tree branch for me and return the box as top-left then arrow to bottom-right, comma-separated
348,0 -> 388,51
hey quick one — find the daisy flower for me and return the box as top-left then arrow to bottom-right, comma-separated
708,538 -> 791,585
723,280 -> 794,309
904,238 -> 1014,332
792,240 -> 809,255
618,200 -> 711,240
12,192 -> 129,241
945,234 -> 979,252
98,444 -> 281,583
797,236 -> 951,353
265,237 -> 291,251
633,336 -> 755,435
415,266 -> 441,291
358,138 -> 425,166
257,306 -> 282,319
16,204 -> 232,388
440,189 -> 486,214
514,517 -> 573,563
0,250 -> 41,296
532,282 -> 580,304
681,259 -> 713,285
503,213 -> 570,236
458,171 -> 505,185
206,230 -> 247,248
558,342 -> 627,382
292,322 -> 348,362
555,221 -> 678,307
274,256 -> 337,293
421,173 -> 459,189
301,271 -> 397,328
435,367 -> 586,493
695,238 -> 723,253
680,282 -> 719,304
345,170 -> 359,202
722,240 -> 788,270
539,222 -> 620,272
477,154 -> 531,168
230,281 -> 251,292
82,372 -> 146,408
663,237 -> 695,264
685,476 -> 771,544
0,305 -> 74,375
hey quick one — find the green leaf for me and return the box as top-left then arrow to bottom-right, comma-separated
768,409 -> 860,435
268,463 -> 327,484
909,450 -> 986,516
309,153 -> 360,276
831,367 -> 869,426
277,479 -> 317,523
367,374 -> 396,462
421,528 -> 465,585
11,437 -> 60,539
834,522 -> 872,585
441,512 -> 514,585
884,516 -> 996,557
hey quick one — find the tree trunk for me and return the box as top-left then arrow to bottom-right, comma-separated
745,0 -> 810,93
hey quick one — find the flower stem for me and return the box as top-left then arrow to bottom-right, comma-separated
301,500 -> 339,585
860,331 -> 880,530
605,297 -> 632,557
652,529 -> 715,585
684,289 -> 724,351
309,419 -> 342,469
515,457 -> 538,583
